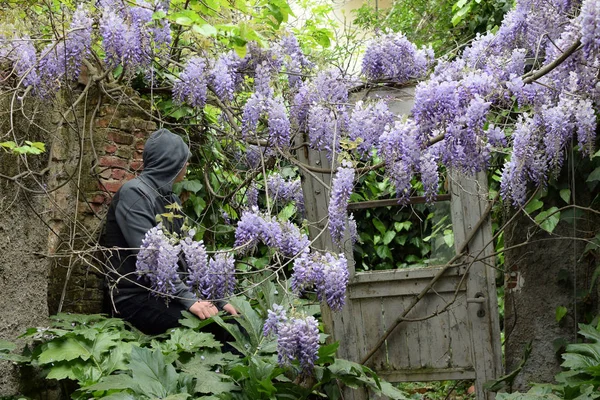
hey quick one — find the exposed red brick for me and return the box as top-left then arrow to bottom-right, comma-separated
88,193 -> 107,204
135,139 -> 145,151
125,173 -> 135,180
104,144 -> 117,154
134,131 -> 147,139
99,156 -> 128,169
107,130 -> 134,145
95,118 -> 109,128
130,161 -> 143,171
111,169 -> 128,180
99,179 -> 123,193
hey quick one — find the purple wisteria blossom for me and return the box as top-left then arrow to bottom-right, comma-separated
135,224 -> 181,297
580,0 -> 600,59
6,36 -> 40,88
205,253 -> 236,300
246,184 -> 259,208
263,308 -> 320,374
291,250 -> 349,311
328,161 -> 355,245
36,5 -> 92,94
317,253 -> 349,311
378,120 -> 421,203
362,32 -> 433,83
234,208 -> 309,257
276,33 -> 313,90
242,92 -> 266,138
348,100 -> 394,158
267,173 -> 304,210
173,56 -> 208,108
210,51 -> 241,102
267,97 -> 291,147
181,232 -> 209,297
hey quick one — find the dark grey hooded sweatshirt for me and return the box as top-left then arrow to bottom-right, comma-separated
103,129 -> 197,309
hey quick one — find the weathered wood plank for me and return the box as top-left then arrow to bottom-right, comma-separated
450,171 -> 502,399
378,368 -> 476,382
349,274 -> 467,299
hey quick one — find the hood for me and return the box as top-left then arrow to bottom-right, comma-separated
140,129 -> 190,194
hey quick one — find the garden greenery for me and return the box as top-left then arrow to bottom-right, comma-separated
1,0 -> 600,396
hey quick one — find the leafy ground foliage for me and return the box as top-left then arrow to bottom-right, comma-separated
0,290 -> 408,399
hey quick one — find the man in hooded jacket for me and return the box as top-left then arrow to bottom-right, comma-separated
102,129 -> 236,334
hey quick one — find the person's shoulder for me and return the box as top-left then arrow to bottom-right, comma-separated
117,178 -> 150,202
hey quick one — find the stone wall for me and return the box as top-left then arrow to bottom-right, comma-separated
47,91 -> 156,315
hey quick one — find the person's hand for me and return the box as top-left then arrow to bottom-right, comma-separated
189,300 -> 219,319
222,303 -> 239,316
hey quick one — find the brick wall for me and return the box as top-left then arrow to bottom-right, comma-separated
47,93 -> 157,315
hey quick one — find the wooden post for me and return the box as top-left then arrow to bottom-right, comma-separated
450,171 -> 503,399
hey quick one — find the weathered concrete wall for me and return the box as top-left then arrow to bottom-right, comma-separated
504,179 -> 600,391
0,96 -> 53,395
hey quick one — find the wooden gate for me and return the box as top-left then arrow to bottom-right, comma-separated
295,86 -> 502,399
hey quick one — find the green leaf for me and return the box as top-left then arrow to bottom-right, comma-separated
181,180 -> 203,193
229,297 -> 263,348
0,141 -> 16,150
152,10 -> 167,19
587,167 -> 600,183
524,199 -> 543,214
382,231 -> 396,245
277,203 -> 296,221
535,207 -> 560,233
38,338 -> 93,364
165,329 -> 221,353
376,245 -> 392,261
372,219 -> 386,235
192,23 -> 218,36
0,339 -> 15,352
317,342 -> 339,364
128,346 -> 179,398
556,306 -> 568,322
82,374 -> 136,391
559,189 -> 571,204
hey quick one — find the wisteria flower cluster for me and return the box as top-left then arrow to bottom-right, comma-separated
234,207 -> 310,257
328,161 -> 355,246
291,250 -> 349,311
267,173 -> 304,211
263,305 -> 320,373
361,32 -> 434,83
348,100 -> 394,158
100,0 -> 171,71
173,56 -> 208,108
136,224 -> 181,297
137,227 -> 237,301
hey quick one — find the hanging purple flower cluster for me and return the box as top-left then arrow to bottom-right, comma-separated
181,231 -> 209,296
267,173 -> 304,211
234,208 -> 310,257
291,69 -> 350,156
348,100 -> 394,159
263,306 -> 320,374
242,93 -> 292,148
205,253 -> 236,300
99,0 -> 170,71
361,32 -> 434,83
328,161 -> 355,245
209,51 -> 242,103
580,0 -> 600,59
378,120 -> 421,203
136,224 -> 181,297
275,33 -> 313,90
173,56 -> 208,108
291,250 -> 349,311
0,36 -> 40,88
